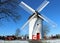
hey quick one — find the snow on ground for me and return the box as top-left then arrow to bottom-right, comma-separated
0,39 -> 60,43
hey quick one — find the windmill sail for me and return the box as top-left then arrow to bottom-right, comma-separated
19,1 -> 35,14
20,13 -> 37,29
38,14 -> 57,28
37,0 -> 49,12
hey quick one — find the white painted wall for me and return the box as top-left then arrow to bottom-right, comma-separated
32,18 -> 43,39
29,14 -> 43,39
29,17 -> 37,39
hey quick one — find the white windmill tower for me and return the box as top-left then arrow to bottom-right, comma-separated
19,0 -> 56,40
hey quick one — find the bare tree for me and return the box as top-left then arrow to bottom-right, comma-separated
0,0 -> 21,22
15,28 -> 20,37
42,24 -> 50,39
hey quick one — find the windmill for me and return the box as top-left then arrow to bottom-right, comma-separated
19,0 -> 56,40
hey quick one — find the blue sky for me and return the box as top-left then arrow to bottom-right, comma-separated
0,0 -> 60,36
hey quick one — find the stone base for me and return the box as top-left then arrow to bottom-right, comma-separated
29,40 -> 42,43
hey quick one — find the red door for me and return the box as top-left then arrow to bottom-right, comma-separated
37,33 -> 40,40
